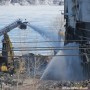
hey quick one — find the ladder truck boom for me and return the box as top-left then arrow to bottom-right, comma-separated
0,19 -> 27,36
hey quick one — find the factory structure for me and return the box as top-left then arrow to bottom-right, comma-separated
64,0 -> 90,78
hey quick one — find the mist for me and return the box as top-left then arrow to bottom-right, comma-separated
41,43 -> 84,81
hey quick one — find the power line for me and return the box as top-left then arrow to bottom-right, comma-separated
1,54 -> 90,57
0,40 -> 89,43
0,47 -> 90,51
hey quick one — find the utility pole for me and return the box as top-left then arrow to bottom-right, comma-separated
34,56 -> 36,79
17,71 -> 19,90
28,55 -> 31,79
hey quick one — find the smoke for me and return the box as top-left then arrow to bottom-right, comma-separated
41,43 -> 84,81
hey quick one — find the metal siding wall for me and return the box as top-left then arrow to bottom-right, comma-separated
79,0 -> 90,22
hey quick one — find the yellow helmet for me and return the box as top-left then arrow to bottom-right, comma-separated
1,65 -> 8,72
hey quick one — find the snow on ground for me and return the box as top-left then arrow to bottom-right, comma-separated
0,5 -> 64,55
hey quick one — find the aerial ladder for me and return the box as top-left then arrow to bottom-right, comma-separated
0,19 -> 28,73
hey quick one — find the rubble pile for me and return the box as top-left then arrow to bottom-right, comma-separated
1,77 -> 90,90
37,80 -> 90,90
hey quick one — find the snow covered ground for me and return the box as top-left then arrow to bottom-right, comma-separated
0,5 -> 64,55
